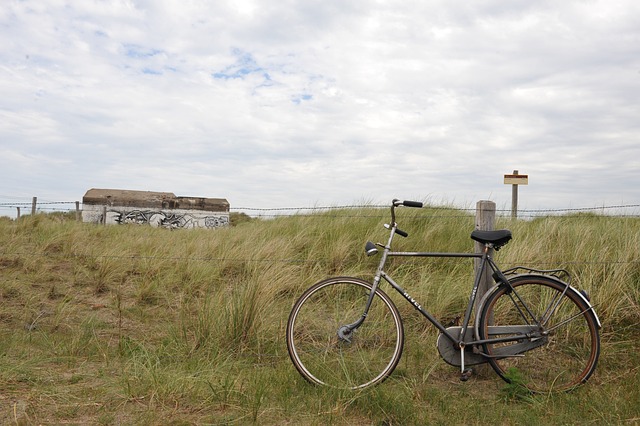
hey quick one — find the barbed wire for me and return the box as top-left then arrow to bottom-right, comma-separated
233,206 -> 640,214
1,198 -> 640,218
231,204 -> 640,215
1,249 -> 638,267
0,250 -> 315,264
230,204 -> 388,211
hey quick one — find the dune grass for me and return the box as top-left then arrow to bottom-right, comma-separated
0,208 -> 639,424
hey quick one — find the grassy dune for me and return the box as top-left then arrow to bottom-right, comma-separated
0,208 -> 639,424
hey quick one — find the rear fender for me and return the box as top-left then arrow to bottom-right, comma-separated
474,273 -> 602,338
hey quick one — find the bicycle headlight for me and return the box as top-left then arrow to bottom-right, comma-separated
365,241 -> 378,256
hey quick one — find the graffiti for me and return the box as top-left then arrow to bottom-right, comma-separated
108,209 -> 229,229
81,205 -> 230,229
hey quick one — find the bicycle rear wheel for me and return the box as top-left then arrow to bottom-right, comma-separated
478,275 -> 600,392
286,277 -> 404,390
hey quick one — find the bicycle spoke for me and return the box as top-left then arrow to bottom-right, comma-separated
544,306 -> 597,334
479,276 -> 600,393
287,278 -> 403,389
287,199 -> 600,394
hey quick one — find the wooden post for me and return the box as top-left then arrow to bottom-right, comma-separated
511,170 -> 519,219
504,170 -> 528,219
31,197 -> 37,216
102,206 -> 107,225
16,207 -> 21,219
474,200 -> 495,311
75,201 -> 81,222
474,200 -> 495,377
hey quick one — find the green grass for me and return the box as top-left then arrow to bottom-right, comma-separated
0,208 -> 639,424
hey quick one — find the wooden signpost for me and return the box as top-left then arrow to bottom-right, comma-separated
504,170 -> 528,219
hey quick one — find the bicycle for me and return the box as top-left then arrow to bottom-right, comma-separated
286,199 -> 601,392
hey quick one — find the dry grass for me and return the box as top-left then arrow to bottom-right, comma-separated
0,209 -> 638,424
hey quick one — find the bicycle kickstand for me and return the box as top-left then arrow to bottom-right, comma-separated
459,343 -> 473,382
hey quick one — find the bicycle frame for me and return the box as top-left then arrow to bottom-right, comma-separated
287,200 -> 602,391
345,207 -> 523,372
379,224 -> 502,343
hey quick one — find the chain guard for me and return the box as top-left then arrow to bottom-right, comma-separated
436,327 -> 487,367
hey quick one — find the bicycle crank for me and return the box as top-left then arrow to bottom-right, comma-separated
437,327 -> 487,367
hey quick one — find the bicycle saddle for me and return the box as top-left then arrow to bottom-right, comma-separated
470,229 -> 512,250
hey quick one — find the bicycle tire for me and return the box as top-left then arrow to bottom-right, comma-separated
286,277 -> 404,390
478,275 -> 600,392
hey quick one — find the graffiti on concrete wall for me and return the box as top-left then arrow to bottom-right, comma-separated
108,209 -> 229,229
81,189 -> 230,229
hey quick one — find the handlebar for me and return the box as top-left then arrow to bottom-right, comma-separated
366,199 -> 423,255
392,199 -> 424,208
390,199 -> 423,237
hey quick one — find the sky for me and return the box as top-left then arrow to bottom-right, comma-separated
1,0 -> 639,216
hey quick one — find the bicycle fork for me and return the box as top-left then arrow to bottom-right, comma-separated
336,275 -> 383,342
338,223 -> 399,342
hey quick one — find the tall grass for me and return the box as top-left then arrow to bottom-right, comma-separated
0,208 -> 638,424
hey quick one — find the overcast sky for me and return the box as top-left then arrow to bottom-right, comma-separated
1,0 -> 639,216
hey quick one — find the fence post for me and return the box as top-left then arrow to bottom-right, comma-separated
31,197 -> 37,216
474,200 -> 496,311
17,207 -> 21,219
474,200 -> 496,377
511,170 -> 519,219
75,201 -> 81,222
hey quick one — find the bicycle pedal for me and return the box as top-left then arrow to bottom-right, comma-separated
460,368 -> 473,382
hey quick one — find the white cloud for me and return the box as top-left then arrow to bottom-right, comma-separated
1,0 -> 639,214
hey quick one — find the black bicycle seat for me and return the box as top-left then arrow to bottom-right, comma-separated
470,229 -> 512,249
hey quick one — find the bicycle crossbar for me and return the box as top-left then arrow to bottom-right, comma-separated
389,252 -> 482,258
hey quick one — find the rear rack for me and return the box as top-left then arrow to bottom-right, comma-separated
502,266 -> 572,285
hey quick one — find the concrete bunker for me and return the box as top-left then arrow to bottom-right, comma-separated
82,188 -> 230,229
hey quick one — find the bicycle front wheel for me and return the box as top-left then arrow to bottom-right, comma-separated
478,275 -> 600,392
286,277 -> 404,390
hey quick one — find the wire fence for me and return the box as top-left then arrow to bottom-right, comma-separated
1,196 -> 639,267
233,204 -> 640,219
1,246 -> 639,268
2,197 -> 640,219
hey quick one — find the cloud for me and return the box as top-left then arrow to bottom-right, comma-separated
1,0 -> 639,214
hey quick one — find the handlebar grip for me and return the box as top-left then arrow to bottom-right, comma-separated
402,200 -> 423,208
395,228 -> 409,238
